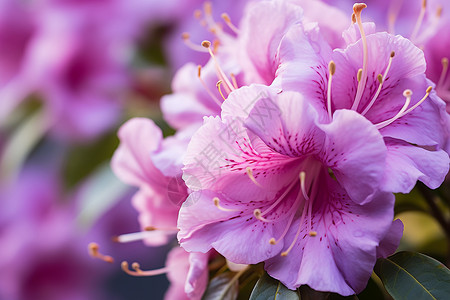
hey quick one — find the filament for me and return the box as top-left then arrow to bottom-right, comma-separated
216,80 -> 227,101
351,3 -> 369,111
410,0 -> 427,42
327,61 -> 336,119
246,167 -> 262,187
213,197 -> 239,212
221,13 -> 240,35
438,57 -> 449,88
202,40 -> 234,94
375,89 -> 412,129
182,33 -> 208,52
361,51 -> 395,115
198,65 -> 223,107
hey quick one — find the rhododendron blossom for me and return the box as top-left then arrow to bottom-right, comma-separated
275,3 -> 449,193
178,85 -> 401,295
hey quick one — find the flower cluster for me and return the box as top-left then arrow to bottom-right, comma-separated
110,0 -> 450,298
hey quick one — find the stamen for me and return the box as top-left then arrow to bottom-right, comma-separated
327,61 -> 336,119
438,57 -> 449,88
194,9 -> 202,19
204,1 -> 212,16
246,167 -> 262,187
400,86 -> 432,116
280,204 -> 308,257
299,172 -> 310,201
436,6 -> 443,17
212,39 -> 220,54
230,73 -> 239,89
375,89 -> 413,129
121,261 -> 169,277
182,33 -> 209,53
410,0 -> 427,41
361,51 -> 395,115
213,197 -> 239,212
254,209 -> 277,223
269,171 -> 313,246
221,13 -> 240,35
351,3 -> 369,111
309,231 -> 317,237
88,242 -> 114,263
216,80 -> 227,101
198,65 -> 222,107
202,40 -> 235,94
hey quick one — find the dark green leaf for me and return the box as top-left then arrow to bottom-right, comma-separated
374,251 -> 450,300
203,273 -> 239,300
249,272 -> 300,300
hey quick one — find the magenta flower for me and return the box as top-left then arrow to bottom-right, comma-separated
178,85 -> 400,295
111,118 -> 186,246
275,4 -> 449,193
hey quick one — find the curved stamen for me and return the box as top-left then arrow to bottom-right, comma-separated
327,61 -> 336,119
351,3 -> 369,111
213,197 -> 240,212
88,242 -> 114,263
182,33 -> 209,53
361,51 -> 395,115
254,209 -> 277,223
375,89 -> 413,129
246,167 -> 262,187
202,40 -> 235,94
221,13 -> 240,35
121,261 -> 169,277
410,0 -> 427,42
216,80 -> 227,101
400,86 -> 432,116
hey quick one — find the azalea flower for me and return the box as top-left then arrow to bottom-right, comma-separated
111,118 -> 209,299
178,85 -> 401,295
275,3 -> 449,193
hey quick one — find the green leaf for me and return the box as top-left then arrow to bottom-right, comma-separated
203,273 -> 239,300
249,272 -> 300,300
374,251 -> 450,300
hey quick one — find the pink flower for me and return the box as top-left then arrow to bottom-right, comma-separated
111,118 -> 210,299
275,4 -> 449,193
178,85 -> 400,295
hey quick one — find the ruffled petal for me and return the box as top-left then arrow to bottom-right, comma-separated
382,138 -> 449,193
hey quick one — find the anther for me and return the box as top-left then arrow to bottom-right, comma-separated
204,1 -> 212,16
202,40 -> 211,48
246,167 -> 262,187
309,231 -> 317,237
357,69 -> 362,82
88,242 -> 114,263
351,13 -> 356,24
377,74 -> 383,84
121,261 -> 169,277
213,197 -> 239,212
327,61 -> 336,119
